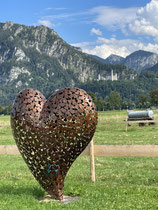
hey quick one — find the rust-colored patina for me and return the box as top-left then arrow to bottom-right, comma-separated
11,88 -> 97,200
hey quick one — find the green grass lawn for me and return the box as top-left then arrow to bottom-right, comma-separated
94,110 -> 158,145
0,115 -> 14,145
1,110 -> 158,145
1,111 -> 158,209
1,155 -> 158,210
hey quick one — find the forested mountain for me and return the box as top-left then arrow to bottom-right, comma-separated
79,70 -> 158,106
124,50 -> 158,72
146,62 -> 158,72
104,54 -> 124,64
94,50 -> 158,72
0,21 -> 135,106
1,21 -> 158,110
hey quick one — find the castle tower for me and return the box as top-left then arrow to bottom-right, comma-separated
111,69 -> 114,81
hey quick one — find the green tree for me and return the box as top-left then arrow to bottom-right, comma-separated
87,92 -> 97,104
87,92 -> 105,111
150,88 -> 158,106
0,104 -> 3,114
96,97 -> 105,111
2,104 -> 12,115
108,91 -> 122,110
138,94 -> 148,108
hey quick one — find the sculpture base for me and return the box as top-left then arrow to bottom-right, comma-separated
38,195 -> 80,204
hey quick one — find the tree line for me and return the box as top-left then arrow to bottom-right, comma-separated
0,104 -> 12,115
88,88 -> 158,111
1,88 -> 158,115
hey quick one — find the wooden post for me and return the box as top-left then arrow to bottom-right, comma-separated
90,138 -> 95,182
125,117 -> 128,132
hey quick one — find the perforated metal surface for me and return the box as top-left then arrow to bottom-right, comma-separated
11,88 -> 97,200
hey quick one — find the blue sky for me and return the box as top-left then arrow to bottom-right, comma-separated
1,0 -> 158,58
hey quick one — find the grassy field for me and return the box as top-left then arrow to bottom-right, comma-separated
0,115 -> 13,145
95,110 -> 158,145
1,110 -> 158,145
1,111 -> 158,209
1,155 -> 158,209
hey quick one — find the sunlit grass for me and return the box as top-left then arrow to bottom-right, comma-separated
1,155 -> 158,209
1,110 -> 158,145
94,110 -> 158,145
1,111 -> 158,209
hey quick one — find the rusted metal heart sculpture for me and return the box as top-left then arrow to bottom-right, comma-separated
11,88 -> 97,200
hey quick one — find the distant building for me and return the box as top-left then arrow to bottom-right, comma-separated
97,69 -> 118,81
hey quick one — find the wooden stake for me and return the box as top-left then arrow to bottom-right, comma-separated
90,138 -> 95,182
125,117 -> 128,132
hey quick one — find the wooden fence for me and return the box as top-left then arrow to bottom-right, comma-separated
83,140 -> 158,182
1,113 -> 158,182
1,116 -> 158,183
1,141 -> 158,182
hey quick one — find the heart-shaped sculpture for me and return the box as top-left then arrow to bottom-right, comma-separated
11,88 -> 97,200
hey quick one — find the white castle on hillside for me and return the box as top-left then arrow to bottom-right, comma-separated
97,69 -> 118,81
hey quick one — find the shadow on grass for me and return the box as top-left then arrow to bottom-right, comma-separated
0,185 -> 44,198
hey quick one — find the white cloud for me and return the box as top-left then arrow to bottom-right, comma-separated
45,7 -> 52,11
89,1 -> 158,41
42,10 -> 90,22
38,1 -> 158,59
72,37 -> 158,59
129,0 -> 158,39
54,8 -> 67,11
38,20 -> 54,28
91,28 -> 102,36
73,1 -> 158,58
90,6 -> 138,30
45,7 -> 67,11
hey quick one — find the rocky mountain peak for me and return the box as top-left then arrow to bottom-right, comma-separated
99,50 -> 158,72
104,54 -> 124,64
124,50 -> 158,72
3,21 -> 14,30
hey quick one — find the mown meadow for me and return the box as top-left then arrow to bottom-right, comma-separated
1,111 -> 158,209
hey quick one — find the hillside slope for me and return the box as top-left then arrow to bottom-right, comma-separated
0,21 -> 135,106
97,50 -> 158,72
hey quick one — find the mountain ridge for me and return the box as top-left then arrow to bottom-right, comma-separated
93,50 -> 158,72
0,21 -> 135,106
